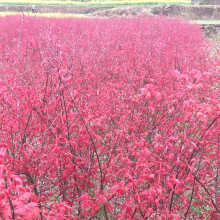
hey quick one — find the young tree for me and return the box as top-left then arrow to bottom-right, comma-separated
0,15 -> 219,219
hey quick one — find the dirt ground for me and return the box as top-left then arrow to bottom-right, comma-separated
1,5 -> 219,19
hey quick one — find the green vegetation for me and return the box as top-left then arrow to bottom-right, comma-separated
0,0 -> 191,6
193,20 -> 220,25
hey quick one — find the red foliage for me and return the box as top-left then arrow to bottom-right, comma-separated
0,15 -> 220,219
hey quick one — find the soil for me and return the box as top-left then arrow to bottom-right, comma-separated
152,5 -> 220,20
0,5 -> 114,14
202,24 -> 220,38
192,0 -> 220,4
1,5 -> 220,20
92,6 -> 153,17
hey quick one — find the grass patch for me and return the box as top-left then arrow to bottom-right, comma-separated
0,11 -> 86,17
192,20 -> 220,25
0,0 -> 191,6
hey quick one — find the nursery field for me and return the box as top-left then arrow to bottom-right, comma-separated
0,11 -> 86,17
1,12 -> 220,26
0,15 -> 220,219
0,0 -> 191,6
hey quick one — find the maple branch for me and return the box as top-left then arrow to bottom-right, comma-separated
104,206 -> 109,220
75,105 -> 103,186
8,197 -> 15,220
184,177 -> 196,219
102,135 -> 119,183
5,177 -> 15,220
140,209 -> 148,220
169,165 -> 180,214
73,102 -> 109,219
88,195 -> 115,220
156,130 -> 220,215
169,184 -> 176,214
66,87 -> 110,218
131,207 -> 137,219
25,173 -> 43,219
194,174 -> 220,214
10,127 -> 15,172
33,108 -> 55,139
67,90 -> 104,187
187,115 -> 219,167
61,91 -> 70,141
22,110 -> 33,144
199,116 -> 219,141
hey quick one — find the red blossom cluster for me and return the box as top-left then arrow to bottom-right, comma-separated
0,15 -> 220,219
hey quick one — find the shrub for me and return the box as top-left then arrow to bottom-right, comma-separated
0,15 -> 219,219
